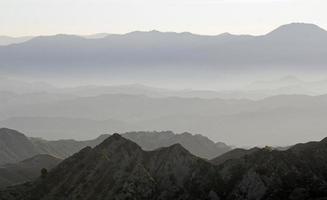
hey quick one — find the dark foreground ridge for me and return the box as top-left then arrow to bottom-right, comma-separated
1,134 -> 327,200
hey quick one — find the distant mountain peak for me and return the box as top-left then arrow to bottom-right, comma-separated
0,128 -> 24,137
27,34 -> 84,44
97,133 -> 127,145
267,22 -> 327,37
95,133 -> 142,154
218,32 -> 235,37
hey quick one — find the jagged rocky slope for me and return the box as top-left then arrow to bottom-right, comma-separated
0,134 -> 222,200
1,134 -> 327,200
213,139 -> 327,200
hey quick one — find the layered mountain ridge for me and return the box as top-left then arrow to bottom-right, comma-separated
1,133 -> 327,200
0,128 -> 231,165
0,134 -> 221,200
1,23 -> 327,77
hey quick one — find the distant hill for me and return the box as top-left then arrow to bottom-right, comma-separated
0,128 -> 108,165
32,131 -> 230,159
30,134 -> 111,159
0,154 -> 61,188
3,75 -> 327,100
2,93 -> 327,146
1,23 -> 327,77
0,128 -> 39,165
2,134 -> 327,200
123,131 -> 231,159
0,36 -> 33,46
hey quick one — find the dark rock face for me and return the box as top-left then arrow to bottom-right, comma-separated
2,134 -> 327,200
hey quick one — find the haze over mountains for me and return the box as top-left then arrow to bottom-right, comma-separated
1,22 -> 327,146
0,33 -> 111,46
1,23 -> 327,82
1,0 -> 327,196
1,91 -> 327,146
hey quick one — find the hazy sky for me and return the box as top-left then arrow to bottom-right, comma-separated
1,0 -> 326,36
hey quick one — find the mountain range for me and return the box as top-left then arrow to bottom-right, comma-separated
2,92 -> 327,146
1,133 -> 327,200
0,128 -> 230,166
1,23 -> 327,78
0,36 -> 33,46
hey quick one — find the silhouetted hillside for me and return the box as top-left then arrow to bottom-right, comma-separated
0,134 -> 221,200
1,135 -> 327,200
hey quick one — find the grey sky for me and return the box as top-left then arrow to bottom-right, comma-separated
1,0 -> 326,36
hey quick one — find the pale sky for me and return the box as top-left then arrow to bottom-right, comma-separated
1,0 -> 326,37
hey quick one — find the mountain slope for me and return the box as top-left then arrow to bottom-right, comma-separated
0,134 -> 222,200
123,131 -> 231,159
0,128 -> 110,164
2,134 -> 327,200
32,131 -> 231,159
0,36 -> 33,46
30,134 -> 110,159
0,154 -> 61,188
217,138 -> 327,200
0,128 -> 230,165
0,128 -> 39,165
210,147 -> 260,166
